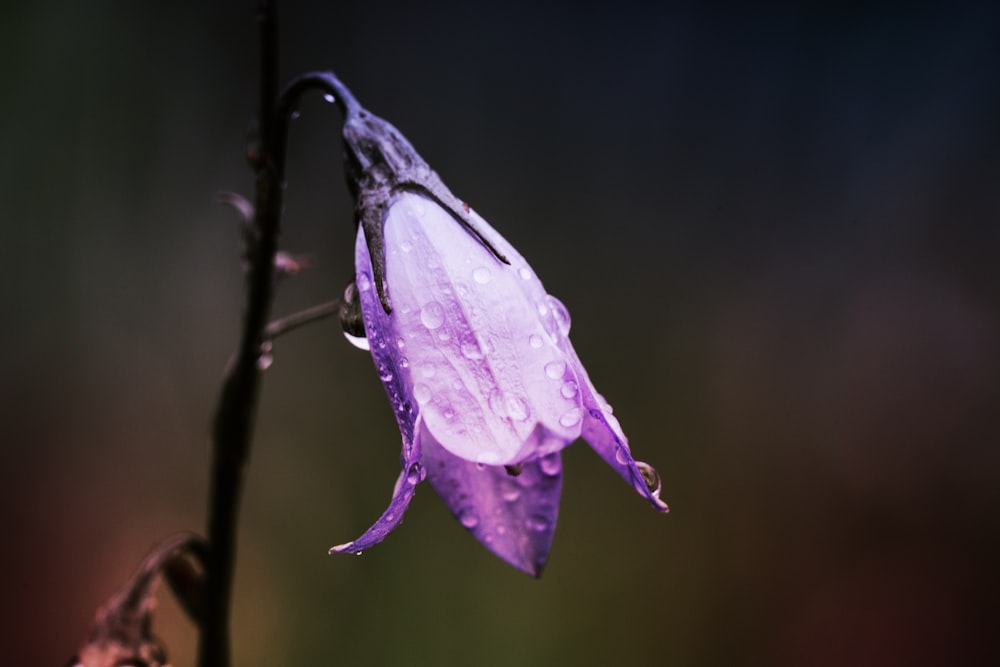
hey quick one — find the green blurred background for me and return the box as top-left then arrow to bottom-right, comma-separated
3,1 -> 998,665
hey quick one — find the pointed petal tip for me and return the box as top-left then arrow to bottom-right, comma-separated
328,542 -> 359,555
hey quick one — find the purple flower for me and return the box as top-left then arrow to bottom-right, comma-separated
326,75 -> 667,576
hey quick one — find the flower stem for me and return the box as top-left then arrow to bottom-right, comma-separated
197,1 -> 282,666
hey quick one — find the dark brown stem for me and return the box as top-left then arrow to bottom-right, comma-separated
197,1 -> 281,666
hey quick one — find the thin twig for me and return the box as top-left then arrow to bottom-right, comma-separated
264,299 -> 341,340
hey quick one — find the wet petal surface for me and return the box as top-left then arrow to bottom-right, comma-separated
421,424 -> 562,577
356,192 -> 583,465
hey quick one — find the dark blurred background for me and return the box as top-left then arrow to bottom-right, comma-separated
2,1 -> 998,665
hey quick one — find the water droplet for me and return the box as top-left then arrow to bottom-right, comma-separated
547,296 -> 571,335
559,407 -> 582,428
459,509 -> 479,528
379,368 -> 393,382
461,341 -> 484,359
414,384 -> 432,404
506,395 -> 530,421
537,303 -> 549,316
343,331 -> 370,350
400,357 -> 410,368
636,461 -> 662,496
357,273 -> 371,291
323,93 -> 335,103
544,360 -> 566,379
615,444 -> 630,465
420,301 -> 445,329
488,391 -> 506,417
412,200 -> 427,218
518,267 -> 532,280
396,337 -> 406,349
406,463 -> 424,485
560,381 -> 578,399
385,512 -> 395,522
539,453 -> 562,476
419,363 -> 436,379
526,515 -> 549,532
529,334 -> 543,349
400,240 -> 413,253
473,266 -> 491,284
500,479 -> 521,502
257,354 -> 273,371
443,407 -> 456,420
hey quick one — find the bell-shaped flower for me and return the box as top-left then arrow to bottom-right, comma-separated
324,74 -> 667,576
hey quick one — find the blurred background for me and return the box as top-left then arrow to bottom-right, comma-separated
2,1 -> 998,665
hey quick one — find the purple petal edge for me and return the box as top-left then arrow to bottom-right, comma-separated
568,351 -> 669,513
422,430 -> 562,577
329,435 -> 425,554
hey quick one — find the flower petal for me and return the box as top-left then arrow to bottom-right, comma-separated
567,346 -> 669,512
328,429 -> 426,554
358,192 -> 583,466
421,423 -> 562,577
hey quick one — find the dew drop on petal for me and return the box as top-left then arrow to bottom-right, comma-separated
385,512 -> 395,522
323,93 -> 336,103
518,267 -> 532,281
546,296 -> 572,335
461,341 -> 484,359
472,267 -> 491,284
529,334 -> 543,349
500,478 -> 521,502
488,390 -> 507,417
406,463 -> 424,485
443,407 -> 456,420
506,395 -> 530,422
420,302 -> 445,329
539,453 -> 562,476
458,508 -> 479,528
414,383 -> 432,405
615,444 -> 630,465
396,337 -> 406,349
559,407 -> 582,428
544,360 -> 566,379
400,357 -> 410,369
257,354 -> 274,371
400,240 -> 413,253
636,461 -> 662,496
419,363 -> 436,379
560,381 -> 578,399
357,273 -> 371,291
343,331 -> 371,350
526,515 -> 549,532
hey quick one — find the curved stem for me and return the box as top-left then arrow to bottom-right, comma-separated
198,1 -> 283,666
278,70 -> 362,121
198,11 -> 361,667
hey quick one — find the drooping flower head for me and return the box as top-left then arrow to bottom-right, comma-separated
326,74 -> 667,576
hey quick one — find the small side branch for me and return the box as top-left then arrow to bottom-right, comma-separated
265,299 -> 341,340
